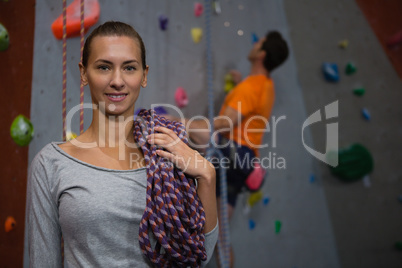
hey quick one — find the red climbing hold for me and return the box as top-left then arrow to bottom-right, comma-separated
51,0 -> 100,40
5,216 -> 16,232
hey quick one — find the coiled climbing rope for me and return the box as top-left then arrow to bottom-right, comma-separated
135,109 -> 207,267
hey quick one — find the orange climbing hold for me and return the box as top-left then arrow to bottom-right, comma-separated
5,216 -> 16,232
51,0 -> 100,40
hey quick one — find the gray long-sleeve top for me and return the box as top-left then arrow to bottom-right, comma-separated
26,143 -> 218,267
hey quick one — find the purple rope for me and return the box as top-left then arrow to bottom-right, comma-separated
135,109 -> 207,267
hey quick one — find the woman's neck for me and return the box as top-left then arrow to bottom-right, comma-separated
86,108 -> 135,148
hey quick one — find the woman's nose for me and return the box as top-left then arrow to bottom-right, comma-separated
110,70 -> 125,90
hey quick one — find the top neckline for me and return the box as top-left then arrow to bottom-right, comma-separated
51,142 -> 147,173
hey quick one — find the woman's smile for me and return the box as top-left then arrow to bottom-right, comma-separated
105,93 -> 128,102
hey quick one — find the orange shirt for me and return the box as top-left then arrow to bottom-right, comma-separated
219,75 -> 275,156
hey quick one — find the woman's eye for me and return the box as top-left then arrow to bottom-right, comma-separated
125,66 -> 136,71
98,65 -> 110,71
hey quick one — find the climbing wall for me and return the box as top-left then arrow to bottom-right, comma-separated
0,1 -> 35,267
23,0 -> 340,267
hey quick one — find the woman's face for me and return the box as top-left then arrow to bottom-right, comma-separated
80,35 -> 148,118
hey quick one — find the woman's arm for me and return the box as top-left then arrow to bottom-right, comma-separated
26,154 -> 62,267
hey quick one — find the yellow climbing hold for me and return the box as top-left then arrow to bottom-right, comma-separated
224,73 -> 235,93
191,28 -> 203,44
66,131 -> 77,141
247,189 -> 264,207
338,39 -> 349,49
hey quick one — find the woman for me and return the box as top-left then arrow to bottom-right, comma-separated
27,21 -> 218,267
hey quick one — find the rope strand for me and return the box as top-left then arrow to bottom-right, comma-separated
62,0 -> 67,141
79,0 -> 85,134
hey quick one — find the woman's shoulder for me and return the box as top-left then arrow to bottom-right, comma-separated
31,142 -> 71,170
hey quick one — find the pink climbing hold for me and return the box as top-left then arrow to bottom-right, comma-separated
194,2 -> 204,17
175,87 -> 189,108
245,162 -> 266,192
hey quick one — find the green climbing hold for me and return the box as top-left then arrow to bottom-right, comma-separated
329,143 -> 374,182
10,115 -> 34,146
275,220 -> 282,234
353,88 -> 365,96
0,23 -> 10,51
345,62 -> 357,75
395,241 -> 402,251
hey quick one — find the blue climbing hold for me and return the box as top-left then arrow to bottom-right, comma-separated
158,15 -> 168,31
263,196 -> 270,205
322,62 -> 339,82
249,219 -> 256,230
309,174 -> 315,183
251,32 -> 259,44
362,108 -> 371,121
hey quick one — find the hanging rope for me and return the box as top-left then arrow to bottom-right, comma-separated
79,0 -> 85,134
135,109 -> 207,267
62,0 -> 67,141
61,1 -> 67,265
204,0 -> 230,267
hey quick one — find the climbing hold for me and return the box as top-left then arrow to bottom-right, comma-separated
10,115 -> 34,146
66,131 -> 77,141
249,219 -> 256,230
329,143 -> 374,182
175,87 -> 189,108
338,39 -> 349,49
245,162 -> 266,191
362,175 -> 371,187
247,190 -> 263,207
386,30 -> 402,48
51,0 -> 100,40
191,28 -> 203,43
395,241 -> 402,251
5,216 -> 16,232
251,32 -> 259,44
158,14 -> 168,31
345,62 -> 357,75
154,106 -> 168,115
194,2 -> 203,17
263,196 -> 270,206
224,73 -> 235,93
362,108 -> 371,121
212,0 -> 221,14
243,203 -> 251,215
309,174 -> 315,183
0,23 -> 10,51
322,62 -> 339,82
353,88 -> 365,96
275,220 -> 282,234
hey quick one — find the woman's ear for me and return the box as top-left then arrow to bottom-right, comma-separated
79,62 -> 88,86
141,65 -> 149,88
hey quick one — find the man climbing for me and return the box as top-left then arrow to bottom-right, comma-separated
168,30 -> 289,267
